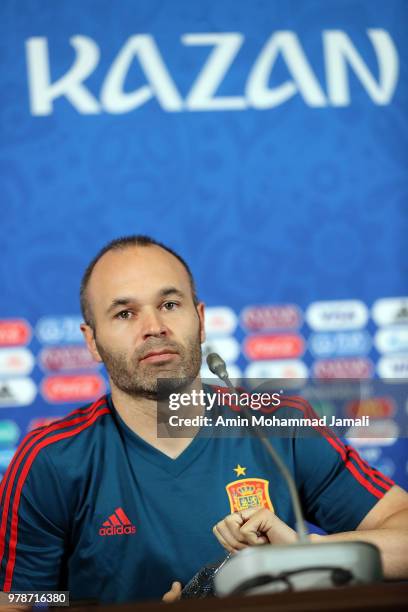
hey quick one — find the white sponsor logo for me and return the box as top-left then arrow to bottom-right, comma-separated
0,378 -> 37,407
309,331 -> 371,357
306,300 -> 368,331
358,448 -> 381,463
0,348 -> 35,376
375,327 -> 408,354
36,316 -> 83,344
0,448 -> 18,470
377,354 -> 408,379
245,360 -> 308,380
0,420 -> 20,446
205,307 -> 237,336
372,297 -> 408,326
25,29 -> 398,116
345,419 -> 398,446
203,337 -> 240,364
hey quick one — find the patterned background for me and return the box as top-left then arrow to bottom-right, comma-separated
0,0 -> 407,488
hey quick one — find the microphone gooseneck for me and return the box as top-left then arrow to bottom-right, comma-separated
206,352 -> 309,544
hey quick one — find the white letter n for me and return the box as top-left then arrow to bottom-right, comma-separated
324,29 -> 399,106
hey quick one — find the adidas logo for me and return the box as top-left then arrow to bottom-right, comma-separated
99,507 -> 136,537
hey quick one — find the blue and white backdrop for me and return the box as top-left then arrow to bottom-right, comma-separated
1,1 -> 407,488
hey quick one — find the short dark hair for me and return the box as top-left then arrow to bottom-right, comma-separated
80,235 -> 198,328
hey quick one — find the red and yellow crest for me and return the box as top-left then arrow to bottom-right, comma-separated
226,478 -> 274,513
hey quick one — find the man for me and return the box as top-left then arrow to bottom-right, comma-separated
1,235 -> 407,604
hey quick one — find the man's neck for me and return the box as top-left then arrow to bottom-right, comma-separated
110,378 -> 205,459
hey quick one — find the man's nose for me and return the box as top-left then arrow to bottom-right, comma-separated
140,308 -> 167,340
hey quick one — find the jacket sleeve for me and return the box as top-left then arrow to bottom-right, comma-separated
0,442 -> 68,591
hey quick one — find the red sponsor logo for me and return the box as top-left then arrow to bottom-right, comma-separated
244,335 -> 304,360
313,358 -> 373,379
99,507 -> 136,537
0,320 -> 31,347
241,305 -> 302,331
99,525 -> 136,536
41,374 -> 105,403
39,346 -> 98,371
28,416 -> 63,431
345,397 -> 395,419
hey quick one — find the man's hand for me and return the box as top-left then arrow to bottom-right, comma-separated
162,581 -> 182,603
213,508 -> 297,552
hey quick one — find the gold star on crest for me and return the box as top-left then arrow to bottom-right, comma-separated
233,464 -> 246,477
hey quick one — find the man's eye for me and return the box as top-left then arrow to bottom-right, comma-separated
162,301 -> 179,311
116,310 -> 133,320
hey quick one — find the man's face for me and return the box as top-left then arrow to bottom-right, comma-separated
81,245 -> 205,399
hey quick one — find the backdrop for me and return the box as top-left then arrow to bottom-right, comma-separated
1,0 -> 407,489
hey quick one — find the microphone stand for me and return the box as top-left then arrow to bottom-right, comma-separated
207,353 -> 308,543
205,353 -> 383,596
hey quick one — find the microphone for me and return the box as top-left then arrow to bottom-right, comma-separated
206,352 -> 308,543
206,353 -> 383,596
206,352 -> 229,381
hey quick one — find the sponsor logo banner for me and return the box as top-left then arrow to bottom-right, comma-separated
41,374 -> 106,403
345,419 -> 399,446
205,307 -> 237,336
0,348 -> 35,376
204,337 -> 240,364
244,334 -> 304,360
39,345 -> 98,371
313,357 -> 373,379
0,420 -> 20,447
306,300 -> 368,331
241,305 -> 302,332
374,327 -> 408,354
36,316 -> 84,344
0,448 -> 17,470
377,354 -> 408,379
0,320 -> 32,347
309,331 -> 371,358
245,360 -> 308,380
372,297 -> 408,326
345,397 -> 396,419
0,378 -> 37,407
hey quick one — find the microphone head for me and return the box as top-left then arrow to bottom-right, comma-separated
206,352 -> 228,380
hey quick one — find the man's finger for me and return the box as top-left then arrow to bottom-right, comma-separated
223,513 -> 247,543
240,509 -> 276,543
162,581 -> 182,603
239,508 -> 263,522
213,524 -> 246,552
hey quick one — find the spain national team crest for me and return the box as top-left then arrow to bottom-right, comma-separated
226,478 -> 274,513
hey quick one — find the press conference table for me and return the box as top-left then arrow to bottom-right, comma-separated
68,582 -> 408,611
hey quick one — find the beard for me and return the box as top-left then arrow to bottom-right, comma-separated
94,329 -> 202,400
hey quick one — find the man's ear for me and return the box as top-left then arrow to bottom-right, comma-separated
80,323 -> 103,363
196,302 -> 206,344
